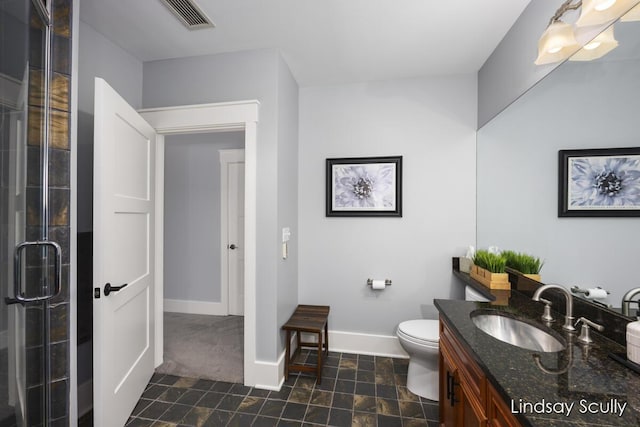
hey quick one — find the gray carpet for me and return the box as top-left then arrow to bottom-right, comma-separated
156,312 -> 244,383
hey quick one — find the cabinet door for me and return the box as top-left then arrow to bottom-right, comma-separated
487,382 -> 521,427
439,346 -> 459,427
459,377 -> 487,427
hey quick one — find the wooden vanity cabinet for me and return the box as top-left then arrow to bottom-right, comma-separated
487,382 -> 521,427
439,318 -> 521,427
439,343 -> 459,427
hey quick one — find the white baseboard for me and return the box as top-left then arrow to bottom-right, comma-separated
0,330 -> 7,350
78,380 -> 93,416
301,330 -> 409,359
253,330 -> 408,391
330,330 -> 408,358
252,351 -> 285,391
164,299 -> 227,315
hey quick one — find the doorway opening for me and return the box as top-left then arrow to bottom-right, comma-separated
85,87 -> 259,422
138,100 -> 259,390
156,131 -> 245,383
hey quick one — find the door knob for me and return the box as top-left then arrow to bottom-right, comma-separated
104,283 -> 128,296
229,244 -> 237,250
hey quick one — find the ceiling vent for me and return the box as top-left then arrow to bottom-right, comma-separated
159,0 -> 215,30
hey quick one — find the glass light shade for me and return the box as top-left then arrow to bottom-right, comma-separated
621,3 -> 640,21
575,0 -> 639,26
535,21 -> 580,65
569,26 -> 618,60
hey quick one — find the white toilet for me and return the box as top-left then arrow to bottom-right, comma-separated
396,286 -> 489,400
396,319 -> 440,400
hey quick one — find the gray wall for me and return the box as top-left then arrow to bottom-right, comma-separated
275,55 -> 299,350
143,49 -> 298,361
298,75 -> 477,335
477,57 -> 640,306
77,20 -> 143,232
164,132 -> 244,303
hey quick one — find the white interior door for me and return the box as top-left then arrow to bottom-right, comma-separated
93,78 -> 156,427
228,161 -> 245,316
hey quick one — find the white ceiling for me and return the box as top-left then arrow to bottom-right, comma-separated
79,0 -> 532,87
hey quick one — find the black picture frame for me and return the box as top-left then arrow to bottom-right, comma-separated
326,156 -> 402,217
558,147 -> 640,217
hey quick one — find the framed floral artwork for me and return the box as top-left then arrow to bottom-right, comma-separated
326,156 -> 402,217
558,147 -> 640,217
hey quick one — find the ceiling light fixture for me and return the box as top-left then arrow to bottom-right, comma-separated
535,20 -> 580,65
621,2 -> 640,20
569,25 -> 619,60
575,0 -> 638,26
535,0 -> 637,65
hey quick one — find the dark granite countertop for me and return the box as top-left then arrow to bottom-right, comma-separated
435,292 -> 640,426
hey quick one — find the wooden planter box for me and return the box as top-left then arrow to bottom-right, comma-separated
523,273 -> 541,282
470,264 -> 511,290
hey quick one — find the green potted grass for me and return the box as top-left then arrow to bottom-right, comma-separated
502,250 -> 544,281
471,250 -> 510,289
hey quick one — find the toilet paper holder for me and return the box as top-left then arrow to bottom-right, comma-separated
571,286 -> 610,296
367,279 -> 392,287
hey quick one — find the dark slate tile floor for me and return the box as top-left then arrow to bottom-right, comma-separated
125,351 -> 439,426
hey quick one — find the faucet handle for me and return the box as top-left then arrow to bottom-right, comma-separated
575,317 -> 605,331
539,298 -> 555,323
575,317 -> 604,344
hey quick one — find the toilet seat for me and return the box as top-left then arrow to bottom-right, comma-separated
397,320 -> 439,347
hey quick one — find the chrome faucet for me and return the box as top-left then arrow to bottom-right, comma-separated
532,284 -> 576,333
621,287 -> 640,317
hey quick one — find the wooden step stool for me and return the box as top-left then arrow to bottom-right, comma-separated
282,304 -> 330,384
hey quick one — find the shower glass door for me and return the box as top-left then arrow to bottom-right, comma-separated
1,0 -> 59,424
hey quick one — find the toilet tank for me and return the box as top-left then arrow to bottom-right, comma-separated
465,286 -> 490,302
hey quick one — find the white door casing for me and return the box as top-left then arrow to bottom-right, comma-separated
220,150 -> 245,316
139,101 -> 260,386
93,78 -> 156,427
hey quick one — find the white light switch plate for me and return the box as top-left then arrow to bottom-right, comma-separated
282,227 -> 291,242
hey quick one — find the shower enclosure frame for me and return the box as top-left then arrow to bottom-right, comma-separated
1,0 -> 72,424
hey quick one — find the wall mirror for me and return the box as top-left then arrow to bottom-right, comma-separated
477,10 -> 640,317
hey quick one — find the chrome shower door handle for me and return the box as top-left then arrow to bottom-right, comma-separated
12,240 -> 62,304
